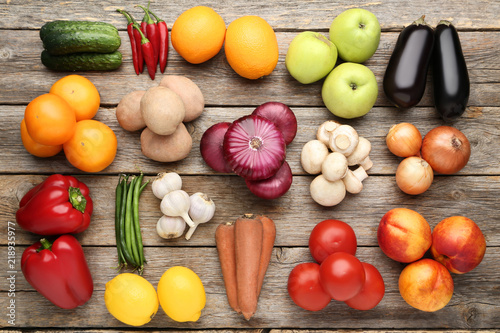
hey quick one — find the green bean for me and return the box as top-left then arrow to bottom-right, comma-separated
114,177 -> 126,266
119,176 -> 138,267
133,173 -> 145,268
125,176 -> 140,266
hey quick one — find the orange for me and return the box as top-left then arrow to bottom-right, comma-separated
20,119 -> 63,158
24,93 -> 76,146
224,16 -> 279,80
63,119 -> 117,172
171,6 -> 226,64
50,74 -> 100,121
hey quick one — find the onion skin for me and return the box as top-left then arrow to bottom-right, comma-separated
252,102 -> 298,145
200,122 -> 233,173
396,156 -> 434,195
421,126 -> 471,174
245,161 -> 293,200
386,123 -> 422,157
223,115 -> 286,181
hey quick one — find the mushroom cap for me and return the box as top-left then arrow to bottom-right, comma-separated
310,174 -> 346,206
322,152 -> 348,181
329,125 -> 359,156
301,140 -> 329,174
347,137 -> 372,166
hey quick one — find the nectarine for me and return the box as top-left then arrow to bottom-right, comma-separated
431,216 -> 486,274
377,208 -> 432,263
399,258 -> 454,312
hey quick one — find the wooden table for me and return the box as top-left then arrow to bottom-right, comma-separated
1,0 -> 499,331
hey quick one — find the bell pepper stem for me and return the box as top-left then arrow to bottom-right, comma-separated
69,187 -> 87,214
38,238 -> 52,252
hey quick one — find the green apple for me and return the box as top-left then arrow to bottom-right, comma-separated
329,8 -> 381,63
321,62 -> 378,119
285,31 -> 338,84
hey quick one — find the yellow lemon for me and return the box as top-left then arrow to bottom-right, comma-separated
157,266 -> 206,322
104,273 -> 159,326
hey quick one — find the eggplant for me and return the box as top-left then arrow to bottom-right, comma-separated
383,16 -> 434,108
432,20 -> 470,120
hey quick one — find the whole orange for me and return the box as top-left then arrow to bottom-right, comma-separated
50,74 -> 100,121
20,119 -> 63,158
63,119 -> 117,172
224,16 -> 279,80
171,6 -> 226,64
24,93 -> 76,146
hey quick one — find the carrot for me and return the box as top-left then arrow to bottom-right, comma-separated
256,215 -> 276,297
215,221 -> 241,313
234,214 -> 263,320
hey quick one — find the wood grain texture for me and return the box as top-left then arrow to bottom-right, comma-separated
1,247 -> 499,329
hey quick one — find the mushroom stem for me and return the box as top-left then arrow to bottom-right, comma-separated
347,137 -> 373,171
317,120 -> 340,145
343,166 -> 368,194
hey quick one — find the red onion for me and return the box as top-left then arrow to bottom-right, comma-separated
223,115 -> 286,180
421,126 -> 471,174
246,161 -> 293,199
252,102 -> 298,145
200,122 -> 233,173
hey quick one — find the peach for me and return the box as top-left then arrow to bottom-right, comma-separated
399,258 -> 454,312
431,216 -> 486,274
377,208 -> 432,263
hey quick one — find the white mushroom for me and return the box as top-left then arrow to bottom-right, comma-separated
343,166 -> 369,194
347,137 -> 373,170
310,174 -> 346,207
301,140 -> 329,174
321,152 -> 348,182
316,120 -> 341,146
329,125 -> 359,156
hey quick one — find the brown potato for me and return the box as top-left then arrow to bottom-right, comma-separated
116,90 -> 146,131
159,75 -> 205,122
140,86 -> 185,136
140,123 -> 192,162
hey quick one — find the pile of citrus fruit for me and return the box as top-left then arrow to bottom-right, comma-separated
21,74 -> 117,172
170,6 -> 279,80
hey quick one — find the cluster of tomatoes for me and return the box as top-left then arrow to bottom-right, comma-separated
21,75 -> 117,172
287,219 -> 385,311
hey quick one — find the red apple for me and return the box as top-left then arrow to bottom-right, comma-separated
399,258 -> 454,312
430,216 -> 486,274
377,208 -> 432,263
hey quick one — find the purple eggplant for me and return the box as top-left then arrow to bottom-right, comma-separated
383,16 -> 434,108
432,20 -> 470,120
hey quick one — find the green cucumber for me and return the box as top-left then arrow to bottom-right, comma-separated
40,20 -> 118,41
41,50 -> 122,71
43,30 -> 121,55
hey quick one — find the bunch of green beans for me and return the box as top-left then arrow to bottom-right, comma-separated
115,173 -> 149,274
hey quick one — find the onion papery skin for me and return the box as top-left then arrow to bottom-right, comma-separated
200,122 -> 233,173
396,156 -> 434,195
252,102 -> 298,145
223,115 -> 286,181
246,161 -> 293,199
421,126 -> 471,174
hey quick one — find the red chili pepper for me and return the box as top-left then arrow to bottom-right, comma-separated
134,24 -> 157,80
117,9 -> 140,75
21,235 -> 94,309
147,9 -> 168,73
137,4 -> 159,68
16,174 -> 93,235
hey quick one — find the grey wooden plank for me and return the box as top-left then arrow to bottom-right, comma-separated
0,247 -> 498,328
1,175 -> 498,247
0,31 -> 498,107
1,0 -> 499,30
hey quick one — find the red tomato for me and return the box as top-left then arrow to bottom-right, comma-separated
287,262 -> 331,311
319,252 -> 365,301
344,262 -> 385,310
309,219 -> 357,264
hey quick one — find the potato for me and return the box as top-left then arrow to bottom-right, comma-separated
159,75 -> 205,122
140,86 -> 185,136
116,90 -> 146,131
140,123 -> 192,162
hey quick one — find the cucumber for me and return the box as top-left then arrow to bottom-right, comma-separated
43,30 -> 121,55
41,50 -> 122,71
40,20 -> 118,41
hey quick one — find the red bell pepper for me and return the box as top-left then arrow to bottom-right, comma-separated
16,174 -> 93,235
21,235 -> 94,309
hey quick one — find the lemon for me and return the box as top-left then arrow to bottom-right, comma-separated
157,266 -> 206,322
104,273 -> 159,326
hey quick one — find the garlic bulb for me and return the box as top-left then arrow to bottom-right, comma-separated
152,172 -> 182,199
156,215 -> 186,239
160,190 -> 194,227
185,192 -> 216,240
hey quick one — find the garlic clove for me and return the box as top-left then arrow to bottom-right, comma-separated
156,215 -> 186,239
160,190 -> 195,228
185,192 -> 216,240
152,172 -> 183,199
